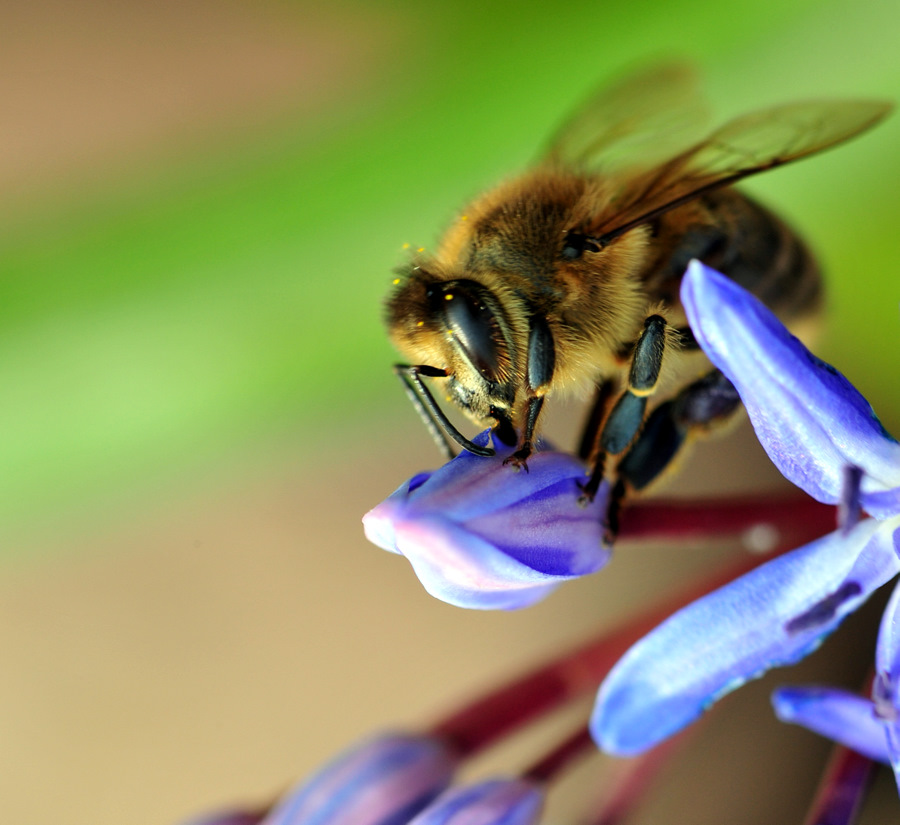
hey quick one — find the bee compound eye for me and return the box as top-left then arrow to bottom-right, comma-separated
442,286 -> 502,383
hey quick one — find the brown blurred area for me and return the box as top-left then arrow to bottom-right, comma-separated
1,2 -> 895,824
0,0 -> 368,202
6,414 -> 893,824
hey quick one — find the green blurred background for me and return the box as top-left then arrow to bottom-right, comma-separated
3,0 -> 899,552
2,2 -> 900,824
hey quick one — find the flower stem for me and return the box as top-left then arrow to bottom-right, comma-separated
584,731 -> 691,825
801,744 -> 876,825
620,494 -> 835,547
521,725 -> 596,784
429,516 -> 827,757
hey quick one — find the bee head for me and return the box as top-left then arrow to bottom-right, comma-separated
386,267 -> 520,423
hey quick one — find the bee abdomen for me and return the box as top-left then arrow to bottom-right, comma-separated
699,191 -> 823,321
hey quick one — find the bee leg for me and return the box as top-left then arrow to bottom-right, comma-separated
606,369 -> 742,540
577,379 -> 619,461
575,379 -> 618,503
502,396 -> 544,472
579,315 -> 667,505
504,314 -> 556,472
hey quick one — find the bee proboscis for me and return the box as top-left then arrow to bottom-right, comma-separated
385,63 -> 891,536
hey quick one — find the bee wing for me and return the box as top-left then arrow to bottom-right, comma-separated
593,99 -> 892,243
542,61 -> 712,174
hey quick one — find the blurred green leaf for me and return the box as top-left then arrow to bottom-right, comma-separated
2,0 -> 898,548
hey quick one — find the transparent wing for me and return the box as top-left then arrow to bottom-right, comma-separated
541,61 -> 711,175
592,98 -> 892,243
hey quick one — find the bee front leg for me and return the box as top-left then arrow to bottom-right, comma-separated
504,314 -> 556,472
503,395 -> 544,471
578,314 -> 667,505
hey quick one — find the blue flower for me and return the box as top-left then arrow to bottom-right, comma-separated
261,733 -> 457,825
592,261 -> 900,756
363,434 -> 610,610
773,574 -> 900,778
406,779 -> 544,825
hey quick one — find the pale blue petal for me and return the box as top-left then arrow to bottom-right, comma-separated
772,686 -> 890,763
874,562 -> 900,784
876,551 -> 900,682
681,261 -> 900,515
592,519 -> 900,755
408,780 -> 544,825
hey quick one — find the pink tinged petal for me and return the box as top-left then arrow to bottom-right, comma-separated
363,439 -> 610,610
364,474 -> 433,555
772,686 -> 891,763
394,518 -> 565,610
681,261 -> 900,515
407,779 -> 544,825
592,519 -> 900,755
262,733 -> 457,825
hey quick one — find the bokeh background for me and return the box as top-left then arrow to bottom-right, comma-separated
2,1 -> 899,823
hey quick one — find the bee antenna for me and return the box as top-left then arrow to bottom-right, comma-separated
394,364 -> 496,458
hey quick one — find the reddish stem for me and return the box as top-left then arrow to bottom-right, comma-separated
801,744 -> 876,825
430,523 -> 825,757
584,731 -> 691,825
522,725 -> 596,784
619,494 -> 836,545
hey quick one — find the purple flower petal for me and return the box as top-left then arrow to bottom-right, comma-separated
262,733 -> 457,825
592,519 -> 900,755
681,261 -> 900,517
772,686 -> 890,763
363,437 -> 610,610
408,779 -> 544,825
875,575 -> 900,783
876,573 -> 900,686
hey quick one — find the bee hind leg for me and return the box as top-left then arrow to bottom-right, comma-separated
578,314 -> 668,506
606,368 -> 742,541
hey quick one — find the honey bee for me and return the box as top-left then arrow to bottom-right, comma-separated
385,63 -> 890,534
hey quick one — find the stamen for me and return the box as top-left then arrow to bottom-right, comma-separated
872,672 -> 898,722
785,582 -> 863,634
838,464 -> 864,536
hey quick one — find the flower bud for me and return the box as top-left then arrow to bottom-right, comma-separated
262,733 -> 457,825
408,779 -> 543,825
364,435 -> 610,610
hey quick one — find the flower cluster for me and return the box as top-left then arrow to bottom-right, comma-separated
189,261 -> 899,823
364,260 -> 900,806
592,263 -> 900,777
